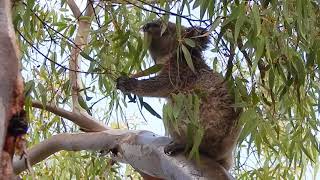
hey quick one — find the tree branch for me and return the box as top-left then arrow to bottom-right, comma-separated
13,130 -> 234,180
69,0 -> 94,113
32,100 -> 108,132
67,0 -> 81,18
13,131 -> 122,174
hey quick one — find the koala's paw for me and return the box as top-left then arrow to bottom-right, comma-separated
164,141 -> 186,156
116,76 -> 137,93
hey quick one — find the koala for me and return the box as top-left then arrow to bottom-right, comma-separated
116,19 -> 241,170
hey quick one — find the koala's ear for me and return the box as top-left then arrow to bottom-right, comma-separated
185,27 -> 210,50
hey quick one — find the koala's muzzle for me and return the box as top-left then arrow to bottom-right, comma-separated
142,22 -> 161,32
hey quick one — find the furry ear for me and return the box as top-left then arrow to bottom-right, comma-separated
185,27 -> 210,51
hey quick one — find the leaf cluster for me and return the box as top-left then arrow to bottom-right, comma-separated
163,92 -> 204,161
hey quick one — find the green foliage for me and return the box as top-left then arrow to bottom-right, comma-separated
163,93 -> 204,161
21,151 -> 123,179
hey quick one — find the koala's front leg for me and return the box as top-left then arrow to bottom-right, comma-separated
116,76 -> 138,94
116,75 -> 174,98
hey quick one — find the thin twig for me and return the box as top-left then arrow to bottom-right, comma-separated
135,0 -> 210,22
17,30 -> 106,74
21,2 -> 108,72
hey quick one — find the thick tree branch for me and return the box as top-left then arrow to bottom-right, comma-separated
13,131 -> 122,174
32,100 -> 108,131
13,130 -> 233,180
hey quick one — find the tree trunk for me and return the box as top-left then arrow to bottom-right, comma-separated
0,0 -> 24,178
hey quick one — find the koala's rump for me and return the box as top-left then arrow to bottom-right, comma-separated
166,71 -> 240,169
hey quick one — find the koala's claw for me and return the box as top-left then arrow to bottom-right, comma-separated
164,141 -> 186,156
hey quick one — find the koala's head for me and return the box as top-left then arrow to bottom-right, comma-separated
142,19 -> 177,40
142,19 -> 210,64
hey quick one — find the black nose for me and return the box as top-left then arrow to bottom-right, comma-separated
142,22 -> 160,32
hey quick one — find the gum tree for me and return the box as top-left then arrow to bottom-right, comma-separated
4,0 -> 320,179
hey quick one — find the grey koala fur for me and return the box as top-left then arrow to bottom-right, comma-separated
116,20 -> 241,170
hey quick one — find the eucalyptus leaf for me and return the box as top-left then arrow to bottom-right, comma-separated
181,44 -> 195,73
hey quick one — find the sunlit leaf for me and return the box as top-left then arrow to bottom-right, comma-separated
78,95 -> 91,115
184,38 -> 195,47
80,52 -> 94,62
252,4 -> 261,36
234,4 -> 245,41
181,44 -> 195,73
